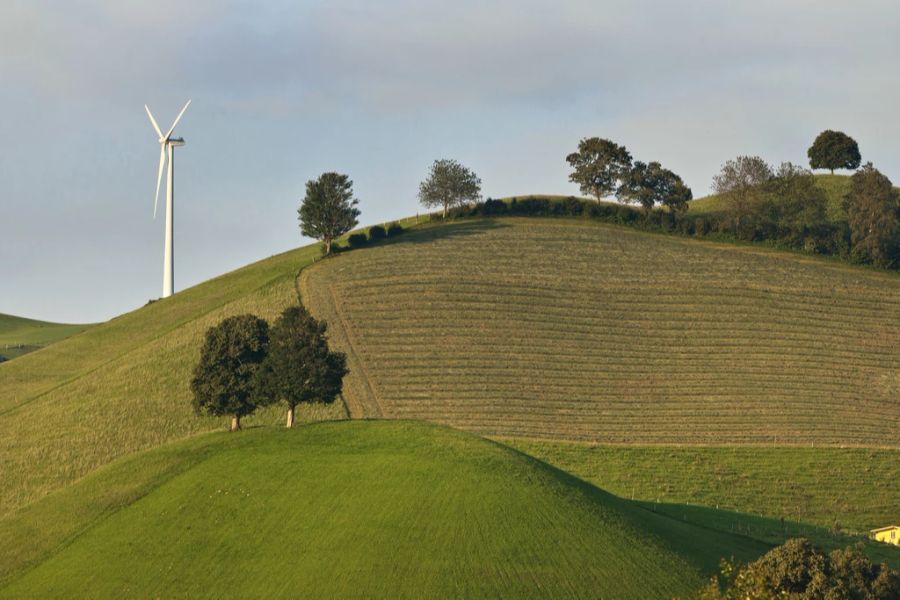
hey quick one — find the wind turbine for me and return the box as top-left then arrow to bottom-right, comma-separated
145,100 -> 191,298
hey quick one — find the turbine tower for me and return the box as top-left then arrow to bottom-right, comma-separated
145,100 -> 191,298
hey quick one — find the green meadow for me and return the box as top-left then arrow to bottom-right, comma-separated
0,421 -> 768,599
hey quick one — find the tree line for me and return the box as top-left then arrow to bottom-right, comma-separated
191,305 -> 347,431
295,128 -> 898,269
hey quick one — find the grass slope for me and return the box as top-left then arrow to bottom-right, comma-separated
301,217 -> 900,445
0,421 -> 768,599
0,313 -> 92,361
688,173 -> 853,221
0,242 -> 345,516
507,440 -> 900,532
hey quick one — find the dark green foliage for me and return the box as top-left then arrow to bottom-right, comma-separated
566,137 -> 633,201
386,222 -> 404,236
347,233 -> 368,249
190,315 -> 269,431
481,199 -> 508,215
694,538 -> 899,599
845,164 -> 900,267
418,159 -> 482,218
617,161 -> 693,213
808,130 -> 862,174
298,172 -> 361,255
253,306 -> 348,427
712,156 -> 774,238
368,225 -> 386,241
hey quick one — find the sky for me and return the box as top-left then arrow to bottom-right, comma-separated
2,0 -> 899,323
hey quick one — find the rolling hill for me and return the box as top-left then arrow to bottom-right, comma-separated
0,421 -> 769,598
0,313 -> 92,361
1,212 -> 897,544
301,217 -> 899,446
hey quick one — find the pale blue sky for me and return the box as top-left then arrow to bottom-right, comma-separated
2,0 -> 899,322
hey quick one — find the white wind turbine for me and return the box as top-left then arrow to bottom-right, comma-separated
145,100 -> 191,298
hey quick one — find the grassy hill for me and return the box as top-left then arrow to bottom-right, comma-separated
301,217 -> 900,446
0,313 -> 92,361
0,241 -> 345,516
0,421 -> 769,598
688,173 -> 852,221
1,212 -> 898,547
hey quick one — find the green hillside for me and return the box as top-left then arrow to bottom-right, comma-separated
0,313 -> 92,361
1,213 -> 898,549
0,421 -> 768,599
688,173 -> 852,221
301,217 -> 900,446
0,242 -> 345,516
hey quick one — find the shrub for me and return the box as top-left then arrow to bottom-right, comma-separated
482,198 -> 508,215
694,217 -> 711,236
347,233 -> 368,248
386,222 -> 404,236
616,205 -> 638,223
561,197 -> 584,216
368,225 -> 387,241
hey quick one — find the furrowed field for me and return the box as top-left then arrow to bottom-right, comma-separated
301,217 -> 900,445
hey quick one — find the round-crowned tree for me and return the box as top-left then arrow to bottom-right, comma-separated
253,305 -> 348,428
566,137 -> 632,201
808,130 -> 862,174
616,160 -> 693,214
191,314 -> 269,432
418,159 -> 482,219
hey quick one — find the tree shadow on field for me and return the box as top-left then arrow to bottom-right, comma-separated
381,218 -> 512,247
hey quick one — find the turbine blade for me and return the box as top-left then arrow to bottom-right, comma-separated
144,105 -> 163,138
164,99 -> 191,139
154,144 -> 166,218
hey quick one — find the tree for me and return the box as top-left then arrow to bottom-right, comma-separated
191,315 -> 269,432
693,538 -> 899,599
418,159 -> 482,219
253,306 -> 348,428
566,137 -> 632,201
845,163 -> 900,267
712,156 -> 773,235
298,172 -> 361,255
808,130 -> 862,174
765,162 -> 829,243
617,161 -> 693,214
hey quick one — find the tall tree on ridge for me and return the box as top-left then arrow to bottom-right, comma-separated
808,130 -> 862,174
418,159 -> 482,219
566,137 -> 633,201
298,172 -> 361,255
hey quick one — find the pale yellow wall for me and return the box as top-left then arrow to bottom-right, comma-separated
873,527 -> 900,546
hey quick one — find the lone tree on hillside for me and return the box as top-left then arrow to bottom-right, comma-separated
418,159 -> 482,219
191,314 -> 269,432
695,538 -> 899,599
808,130 -> 861,174
712,155 -> 773,234
616,161 -> 693,214
566,137 -> 632,202
298,172 -> 361,255
254,305 -> 348,428
845,163 -> 900,267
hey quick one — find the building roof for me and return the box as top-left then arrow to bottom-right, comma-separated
869,525 -> 900,533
